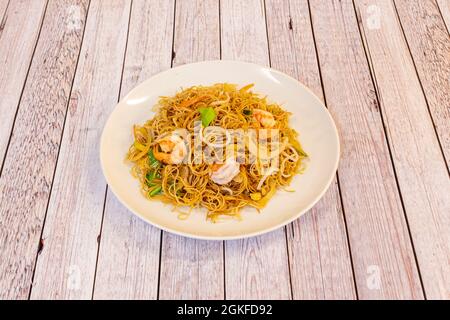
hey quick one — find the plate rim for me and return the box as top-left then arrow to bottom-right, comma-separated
100,60 -> 340,240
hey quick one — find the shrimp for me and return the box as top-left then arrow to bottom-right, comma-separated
253,109 -> 276,128
210,158 -> 240,185
153,134 -> 187,164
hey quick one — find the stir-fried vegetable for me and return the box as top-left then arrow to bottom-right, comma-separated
146,150 -> 163,194
290,137 -> 308,158
198,107 -> 216,127
145,170 -> 157,186
148,149 -> 161,168
239,83 -> 254,92
148,185 -> 162,197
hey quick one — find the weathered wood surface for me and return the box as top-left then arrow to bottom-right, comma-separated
0,0 -> 10,19
309,0 -> 423,299
0,0 -> 47,166
0,0 -> 88,299
394,0 -> 450,168
30,0 -> 131,299
436,0 -> 450,30
0,0 -> 449,300
265,0 -> 356,300
93,0 -> 174,300
355,0 -> 450,299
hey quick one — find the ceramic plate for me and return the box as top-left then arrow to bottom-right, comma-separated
100,60 -> 340,240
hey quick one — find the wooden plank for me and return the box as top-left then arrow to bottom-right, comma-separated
160,238 -> 224,299
30,0 -> 131,299
355,0 -> 450,300
220,0 -> 291,299
93,0 -> 175,300
171,0 -> 219,66
0,0 -> 47,169
158,0 -> 224,300
309,0 -> 423,299
265,0 -> 356,299
0,0 -> 9,20
0,0 -> 88,300
394,0 -> 450,168
436,0 -> 450,31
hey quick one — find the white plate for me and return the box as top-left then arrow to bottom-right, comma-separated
100,60 -> 340,240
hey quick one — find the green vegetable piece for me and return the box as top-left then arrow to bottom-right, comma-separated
199,107 -> 216,127
145,170 -> 157,186
148,149 -> 160,168
149,185 -> 162,197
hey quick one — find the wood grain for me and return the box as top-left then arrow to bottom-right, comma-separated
436,0 -> 450,31
394,0 -> 450,168
309,0 -> 423,299
220,0 -> 291,300
0,0 -> 10,23
30,0 -> 131,299
93,0 -> 175,300
0,0 -> 88,300
355,0 -> 450,299
172,0 -> 219,66
0,0 -> 47,168
158,0 -> 224,300
160,238 -> 224,300
0,0 -> 448,300
265,0 -> 356,300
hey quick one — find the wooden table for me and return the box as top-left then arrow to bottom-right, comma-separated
0,0 -> 448,300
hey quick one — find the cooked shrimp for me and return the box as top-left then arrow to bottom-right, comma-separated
253,109 -> 276,128
153,134 -> 187,164
210,158 -> 240,185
